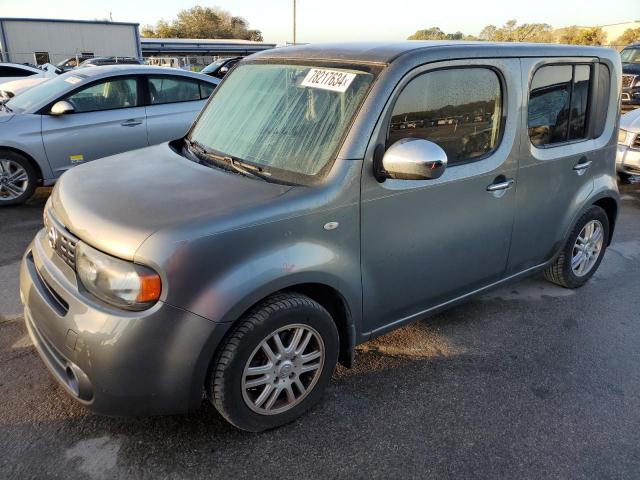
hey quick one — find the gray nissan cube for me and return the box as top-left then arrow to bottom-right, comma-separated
20,42 -> 621,431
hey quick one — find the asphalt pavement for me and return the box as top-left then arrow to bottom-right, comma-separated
1,183 -> 639,479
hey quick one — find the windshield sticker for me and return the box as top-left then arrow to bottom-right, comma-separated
301,68 -> 357,93
64,76 -> 82,85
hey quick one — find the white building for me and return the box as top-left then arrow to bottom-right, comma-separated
0,17 -> 141,65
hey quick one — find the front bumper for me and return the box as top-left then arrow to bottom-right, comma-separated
616,144 -> 640,176
621,87 -> 640,107
19,229 -> 229,416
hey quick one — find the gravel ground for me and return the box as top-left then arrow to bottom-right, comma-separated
1,182 -> 639,479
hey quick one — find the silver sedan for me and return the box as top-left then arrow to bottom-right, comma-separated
0,65 -> 219,205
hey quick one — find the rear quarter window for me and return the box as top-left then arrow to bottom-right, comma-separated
528,63 -> 595,147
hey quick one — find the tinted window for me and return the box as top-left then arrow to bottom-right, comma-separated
389,68 -> 503,165
199,82 -> 215,99
528,64 -> 592,147
0,66 -> 36,77
592,64 -> 611,138
66,78 -> 138,113
569,65 -> 590,140
148,77 -> 200,104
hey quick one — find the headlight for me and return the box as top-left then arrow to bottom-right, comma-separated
76,242 -> 161,310
618,129 -> 628,144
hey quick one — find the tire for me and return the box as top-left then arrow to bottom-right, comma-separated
208,292 -> 339,432
0,149 -> 37,206
544,206 -> 609,289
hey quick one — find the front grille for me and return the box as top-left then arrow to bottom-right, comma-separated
622,74 -> 636,89
43,210 -> 78,269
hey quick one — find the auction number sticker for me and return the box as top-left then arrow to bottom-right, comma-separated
64,76 -> 82,85
301,68 -> 356,93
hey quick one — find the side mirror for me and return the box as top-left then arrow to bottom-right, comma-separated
50,100 -> 75,116
380,138 -> 447,181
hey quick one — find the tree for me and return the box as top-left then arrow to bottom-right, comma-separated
479,19 -> 554,43
615,27 -> 640,46
558,26 -> 607,45
408,27 -> 473,41
141,6 -> 263,41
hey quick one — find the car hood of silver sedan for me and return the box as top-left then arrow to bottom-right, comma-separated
0,111 -> 14,123
50,143 -> 294,261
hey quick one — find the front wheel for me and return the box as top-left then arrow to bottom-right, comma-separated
0,150 -> 37,206
208,292 -> 339,432
544,206 -> 609,289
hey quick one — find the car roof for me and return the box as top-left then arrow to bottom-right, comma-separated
71,64 -> 219,82
252,41 -> 617,65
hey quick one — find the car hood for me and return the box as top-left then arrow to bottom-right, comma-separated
50,143 -> 294,260
0,76 -> 49,96
0,110 -> 14,123
620,107 -> 640,134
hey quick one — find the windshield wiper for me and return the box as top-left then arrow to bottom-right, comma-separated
185,138 -> 272,182
0,102 -> 12,112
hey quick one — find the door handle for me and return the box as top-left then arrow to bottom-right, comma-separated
573,160 -> 592,172
486,178 -> 515,192
121,119 -> 143,127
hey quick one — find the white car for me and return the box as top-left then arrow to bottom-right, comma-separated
617,108 -> 640,182
0,63 -> 43,86
0,76 -> 51,99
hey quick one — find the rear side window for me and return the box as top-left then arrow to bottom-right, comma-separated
148,77 -> 201,104
528,64 -> 592,147
388,68 -> 503,166
199,82 -> 215,99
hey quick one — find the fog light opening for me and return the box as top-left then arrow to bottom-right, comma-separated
65,365 -> 79,396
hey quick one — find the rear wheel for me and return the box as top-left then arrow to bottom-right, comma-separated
208,292 -> 339,432
0,150 -> 37,206
544,206 -> 609,288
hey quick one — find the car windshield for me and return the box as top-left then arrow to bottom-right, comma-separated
189,63 -> 375,182
621,48 -> 640,63
6,73 -> 85,113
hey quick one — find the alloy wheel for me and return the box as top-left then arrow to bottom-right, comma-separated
571,219 -> 604,277
0,159 -> 29,201
241,324 -> 325,415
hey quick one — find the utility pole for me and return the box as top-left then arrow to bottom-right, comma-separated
292,0 -> 297,45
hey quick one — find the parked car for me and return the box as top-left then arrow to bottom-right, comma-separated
201,56 -> 242,78
0,76 -> 51,100
56,55 -> 96,72
78,56 -> 142,68
621,43 -> 640,110
0,65 -> 219,204
20,42 -> 620,431
0,62 -> 43,86
617,108 -> 640,182
0,64 -> 62,100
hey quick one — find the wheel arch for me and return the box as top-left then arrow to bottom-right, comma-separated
592,196 -> 618,245
0,145 -> 44,184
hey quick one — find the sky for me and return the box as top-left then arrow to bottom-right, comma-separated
1,0 -> 638,44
